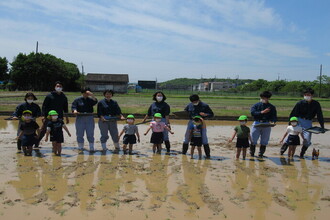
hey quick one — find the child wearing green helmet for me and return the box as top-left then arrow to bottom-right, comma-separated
118,114 -> 140,154
280,117 -> 305,159
188,115 -> 205,159
45,110 -> 71,156
228,115 -> 253,160
144,113 -> 174,154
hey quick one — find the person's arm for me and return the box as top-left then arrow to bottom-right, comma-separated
115,101 -> 125,120
202,104 -> 214,118
144,127 -> 152,135
228,130 -> 237,143
250,104 -> 261,116
164,125 -> 174,134
63,124 -> 71,137
136,127 -> 140,142
271,105 -> 277,123
16,130 -> 23,140
289,102 -> 299,118
280,131 -> 288,144
36,104 -> 42,118
64,96 -> 69,124
118,129 -> 125,139
71,98 -> 78,114
45,127 -> 51,142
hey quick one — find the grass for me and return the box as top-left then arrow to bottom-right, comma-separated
1,91 -> 330,118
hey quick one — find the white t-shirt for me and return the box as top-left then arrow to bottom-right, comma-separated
286,125 -> 303,135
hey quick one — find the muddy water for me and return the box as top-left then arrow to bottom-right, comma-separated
0,117 -> 330,219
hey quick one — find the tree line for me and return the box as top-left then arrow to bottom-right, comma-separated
0,53 -> 84,91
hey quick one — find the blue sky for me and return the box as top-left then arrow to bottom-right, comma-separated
0,0 -> 329,82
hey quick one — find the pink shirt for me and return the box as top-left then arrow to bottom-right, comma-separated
150,121 -> 167,132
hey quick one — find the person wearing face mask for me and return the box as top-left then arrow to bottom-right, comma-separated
182,94 -> 214,159
39,81 -> 69,145
45,110 -> 71,156
250,91 -> 277,158
280,117 -> 305,159
72,88 -> 98,152
97,89 -> 125,152
287,88 -> 324,158
142,91 -> 171,153
228,115 -> 253,160
188,116 -> 205,160
118,114 -> 140,154
12,92 -> 41,152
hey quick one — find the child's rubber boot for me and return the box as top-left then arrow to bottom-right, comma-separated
258,145 -> 266,158
250,144 -> 256,157
89,143 -> 95,152
280,143 -> 288,155
78,142 -> 84,151
300,145 -> 308,159
101,142 -> 107,151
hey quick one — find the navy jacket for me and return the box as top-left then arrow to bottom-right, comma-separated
184,101 -> 214,119
13,102 -> 41,118
72,96 -> 98,113
42,92 -> 68,118
147,102 -> 170,118
97,99 -> 122,117
251,102 -> 277,122
290,99 -> 324,128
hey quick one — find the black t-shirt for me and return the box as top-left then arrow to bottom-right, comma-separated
47,119 -> 64,137
20,121 -> 39,135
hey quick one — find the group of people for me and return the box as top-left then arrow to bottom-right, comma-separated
13,81 -> 325,160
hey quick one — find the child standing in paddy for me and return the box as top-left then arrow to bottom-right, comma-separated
16,110 -> 40,156
280,117 -> 305,158
45,110 -> 71,156
118,114 -> 140,154
189,116 -> 205,159
144,113 -> 174,154
229,115 -> 253,160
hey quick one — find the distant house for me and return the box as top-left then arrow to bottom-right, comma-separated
192,82 -> 235,92
85,73 -> 129,93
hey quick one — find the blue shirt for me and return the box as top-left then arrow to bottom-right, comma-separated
72,96 -> 98,113
251,102 -> 277,122
97,99 -> 122,117
184,101 -> 214,119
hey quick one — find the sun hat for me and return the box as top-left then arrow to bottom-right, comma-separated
127,114 -> 135,119
23,110 -> 32,115
238,115 -> 248,121
154,113 -> 162,118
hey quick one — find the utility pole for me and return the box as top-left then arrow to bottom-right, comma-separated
36,41 -> 39,53
319,64 -> 322,97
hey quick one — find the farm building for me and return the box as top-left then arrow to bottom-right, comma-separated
192,81 -> 236,92
85,73 -> 129,93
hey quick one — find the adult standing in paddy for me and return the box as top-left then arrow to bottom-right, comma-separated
72,88 -> 98,152
250,91 -> 277,158
97,89 -> 125,151
288,88 -> 324,158
39,81 -> 69,143
182,94 -> 214,159
142,91 -> 172,153
12,92 -> 41,151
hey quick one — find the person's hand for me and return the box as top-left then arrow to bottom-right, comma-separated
68,133 -> 71,137
261,108 -> 271,114
86,91 -> 93,96
228,138 -> 232,143
280,140 -> 283,144
41,117 -> 45,123
144,133 -> 147,136
120,115 -> 125,120
167,124 -> 171,129
12,116 -> 18,120
199,112 -> 207,117
15,136 -> 19,140
73,110 -> 78,114
170,131 -> 174,134
45,137 -> 48,142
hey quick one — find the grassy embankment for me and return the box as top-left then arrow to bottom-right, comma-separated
1,91 -> 330,118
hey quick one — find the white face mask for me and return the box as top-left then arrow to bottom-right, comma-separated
155,118 -> 162,122
304,96 -> 312,101
127,119 -> 134,123
156,96 -> 163,102
291,122 -> 297,126
240,121 -> 246,125
26,99 -> 34,104
24,116 -> 32,120
260,98 -> 267,103
55,87 -> 63,92
193,101 -> 199,106
51,116 -> 58,120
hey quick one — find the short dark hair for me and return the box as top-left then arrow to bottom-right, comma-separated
55,81 -> 63,87
81,87 -> 91,93
152,91 -> 167,101
24,92 -> 37,101
103,89 -> 114,96
189,94 -> 200,102
260,91 -> 272,98
303,88 -> 314,95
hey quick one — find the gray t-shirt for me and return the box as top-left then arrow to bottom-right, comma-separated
123,124 -> 138,135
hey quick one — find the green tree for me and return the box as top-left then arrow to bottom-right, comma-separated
240,79 -> 269,91
10,52 -> 83,91
0,57 -> 9,81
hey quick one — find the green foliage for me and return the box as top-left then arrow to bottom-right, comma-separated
0,57 -> 9,81
9,52 -> 83,91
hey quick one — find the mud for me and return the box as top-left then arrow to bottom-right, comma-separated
0,117 -> 330,219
